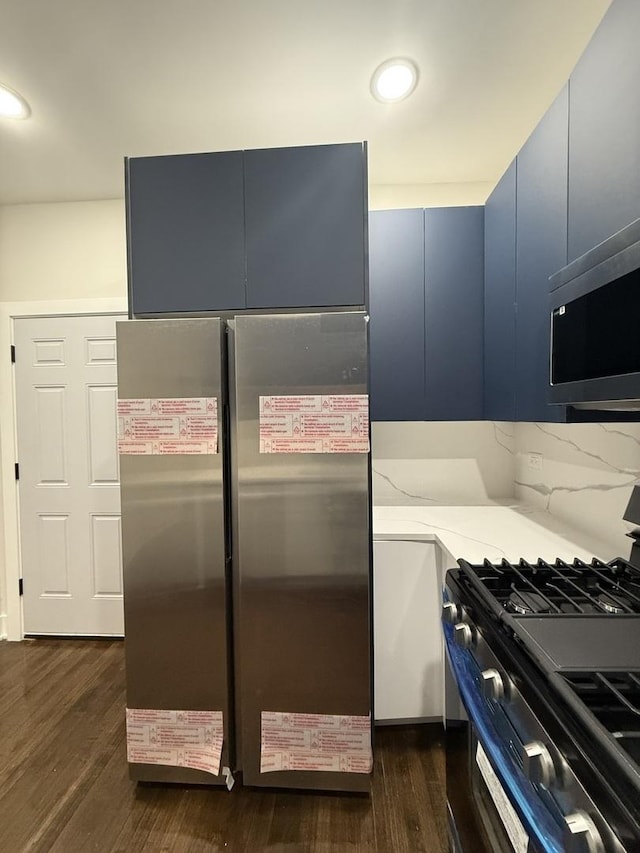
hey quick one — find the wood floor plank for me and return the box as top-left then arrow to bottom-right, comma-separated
0,641 -> 121,776
0,644 -> 125,852
0,640 -> 447,853
47,740 -> 135,853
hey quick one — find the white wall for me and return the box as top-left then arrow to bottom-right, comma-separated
369,182 -> 493,210
0,200 -> 127,302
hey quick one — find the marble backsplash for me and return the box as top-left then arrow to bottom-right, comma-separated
371,421 -> 516,505
514,422 -> 640,559
371,419 -> 640,558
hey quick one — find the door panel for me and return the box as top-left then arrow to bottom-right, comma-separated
91,515 -> 123,596
88,385 -> 120,482
15,314 -> 126,636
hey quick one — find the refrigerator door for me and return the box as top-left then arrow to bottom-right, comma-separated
117,318 -> 230,785
231,312 -> 372,792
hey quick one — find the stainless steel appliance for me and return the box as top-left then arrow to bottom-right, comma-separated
549,217 -> 640,411
443,552 -> 640,853
117,312 -> 372,792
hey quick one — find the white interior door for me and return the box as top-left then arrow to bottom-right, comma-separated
14,314 -> 126,636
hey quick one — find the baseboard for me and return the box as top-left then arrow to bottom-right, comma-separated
0,613 -> 7,640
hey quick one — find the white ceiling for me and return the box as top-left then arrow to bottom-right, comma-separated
0,0 -> 610,206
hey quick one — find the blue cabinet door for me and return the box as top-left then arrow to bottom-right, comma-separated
424,207 -> 484,420
515,85 -> 568,423
126,152 -> 246,315
368,209 -> 425,421
568,0 -> 640,261
484,161 -> 517,420
244,143 -> 367,309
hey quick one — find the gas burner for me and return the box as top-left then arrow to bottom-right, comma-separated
461,557 -> 640,616
507,591 -> 552,615
597,591 -> 632,614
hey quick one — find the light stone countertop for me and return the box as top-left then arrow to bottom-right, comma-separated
373,503 -> 622,568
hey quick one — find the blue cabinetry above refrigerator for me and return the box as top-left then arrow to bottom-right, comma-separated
126,142 -> 368,316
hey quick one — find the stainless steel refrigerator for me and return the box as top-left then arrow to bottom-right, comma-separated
117,312 -> 372,792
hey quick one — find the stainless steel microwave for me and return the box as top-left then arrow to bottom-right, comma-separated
549,217 -> 640,410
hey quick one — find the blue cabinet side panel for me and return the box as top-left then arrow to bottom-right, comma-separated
368,209 -> 425,421
424,207 -> 484,420
516,85 -> 568,423
568,0 -> 640,261
127,152 -> 246,314
484,162 -> 517,421
244,143 -> 366,309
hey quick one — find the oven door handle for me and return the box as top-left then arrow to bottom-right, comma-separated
444,623 -> 565,853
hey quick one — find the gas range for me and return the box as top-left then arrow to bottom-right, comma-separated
443,555 -> 640,853
454,556 -> 640,673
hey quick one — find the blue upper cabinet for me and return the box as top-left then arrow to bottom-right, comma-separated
126,143 -> 367,315
126,152 -> 246,315
424,207 -> 484,420
244,143 -> 367,309
568,0 -> 640,261
484,161 -> 517,421
369,209 -> 425,421
368,206 -> 484,422
515,85 -> 568,423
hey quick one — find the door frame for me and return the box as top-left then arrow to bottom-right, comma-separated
0,298 -> 128,641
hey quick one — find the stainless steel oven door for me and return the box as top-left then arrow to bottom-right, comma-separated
446,718 -> 491,853
444,623 -> 567,853
469,726 -> 538,853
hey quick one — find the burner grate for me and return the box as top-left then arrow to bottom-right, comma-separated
562,671 -> 640,769
459,557 -> 640,615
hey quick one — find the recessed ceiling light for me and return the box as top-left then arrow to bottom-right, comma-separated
371,58 -> 419,103
0,83 -> 31,119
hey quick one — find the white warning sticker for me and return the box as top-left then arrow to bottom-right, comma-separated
260,711 -> 372,774
259,395 -> 369,453
126,708 -> 224,777
117,398 -> 218,455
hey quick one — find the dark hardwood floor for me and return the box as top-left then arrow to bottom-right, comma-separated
0,640 -> 446,852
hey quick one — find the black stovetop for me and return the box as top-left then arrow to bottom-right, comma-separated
461,556 -> 640,616
457,557 -> 640,671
